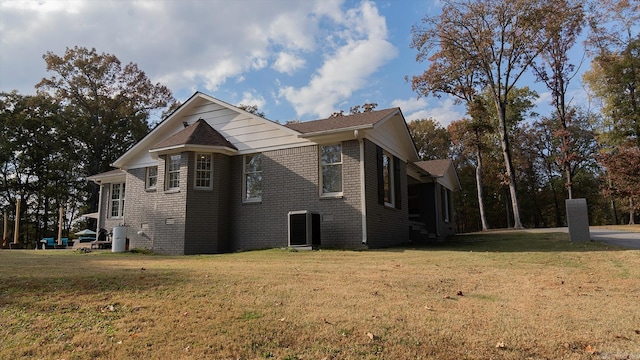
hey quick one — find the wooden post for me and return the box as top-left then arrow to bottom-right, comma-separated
57,207 -> 64,246
13,200 -> 20,244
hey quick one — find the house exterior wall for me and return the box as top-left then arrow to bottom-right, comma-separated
363,139 -> 410,247
229,140 -> 363,251
99,139 -> 420,254
143,152 -> 189,255
184,152 -> 231,254
123,168 -> 156,250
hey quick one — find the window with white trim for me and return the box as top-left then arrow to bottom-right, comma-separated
194,153 -> 213,189
320,144 -> 342,196
382,150 -> 394,206
243,153 -> 263,202
145,166 -> 157,190
166,154 -> 181,190
110,183 -> 125,218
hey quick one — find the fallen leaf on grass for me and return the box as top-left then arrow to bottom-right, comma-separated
322,318 -> 333,325
457,291 -> 464,296
495,341 -> 505,349
279,317 -> 286,322
366,332 -> 376,340
635,329 -> 640,335
585,345 -> 597,354
424,306 -> 435,311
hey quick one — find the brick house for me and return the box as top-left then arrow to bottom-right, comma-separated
87,92 -> 459,255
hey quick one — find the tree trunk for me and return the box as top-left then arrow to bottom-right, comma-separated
630,198 -> 636,225
475,146 -> 489,231
496,102 -> 524,229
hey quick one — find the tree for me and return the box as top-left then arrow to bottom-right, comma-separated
36,47 -> 176,214
448,113 -> 492,230
0,91 -> 82,246
407,118 -> 451,161
237,104 -> 266,118
584,1 -> 639,223
329,102 -> 378,117
410,0 -> 565,229
532,0 -> 585,199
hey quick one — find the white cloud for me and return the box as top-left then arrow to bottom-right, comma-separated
238,91 -> 266,109
391,97 -> 429,113
397,97 -> 465,127
279,1 -> 398,118
272,53 -> 306,75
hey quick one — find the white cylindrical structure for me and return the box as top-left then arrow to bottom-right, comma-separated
112,226 -> 127,253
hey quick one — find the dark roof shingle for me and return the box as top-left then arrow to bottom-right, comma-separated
414,159 -> 452,177
285,108 -> 399,134
151,119 -> 237,150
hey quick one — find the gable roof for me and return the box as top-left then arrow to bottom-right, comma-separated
414,159 -> 451,177
112,92 -> 309,169
414,159 -> 461,190
285,108 -> 399,134
151,119 -> 237,151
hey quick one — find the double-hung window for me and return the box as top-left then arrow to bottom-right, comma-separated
166,154 -> 181,190
243,153 -> 263,202
145,166 -> 158,190
110,183 -> 125,218
194,153 -> 213,189
320,144 -> 342,196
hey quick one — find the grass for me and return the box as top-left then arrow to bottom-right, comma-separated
1,232 -> 639,359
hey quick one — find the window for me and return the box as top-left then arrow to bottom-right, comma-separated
166,154 -> 181,190
194,153 -> 213,189
110,183 -> 125,218
320,144 -> 342,196
382,150 -> 394,206
145,166 -> 158,190
376,146 -> 402,209
243,154 -> 262,201
243,153 -> 263,202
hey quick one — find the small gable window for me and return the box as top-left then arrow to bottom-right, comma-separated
110,183 -> 125,218
145,166 -> 158,190
166,154 -> 181,190
320,144 -> 343,196
243,153 -> 263,202
194,153 -> 213,189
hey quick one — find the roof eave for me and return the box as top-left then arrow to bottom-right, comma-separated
149,144 -> 239,156
297,124 -> 374,138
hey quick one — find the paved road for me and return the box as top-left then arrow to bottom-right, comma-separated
523,227 -> 640,250
588,228 -> 640,249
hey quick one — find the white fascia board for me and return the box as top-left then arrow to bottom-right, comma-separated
87,172 -> 126,184
149,144 -> 238,156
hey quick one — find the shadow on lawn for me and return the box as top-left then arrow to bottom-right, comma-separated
0,259 -> 189,308
392,231 -> 630,253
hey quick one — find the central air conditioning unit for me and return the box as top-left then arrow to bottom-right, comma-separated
288,210 -> 321,248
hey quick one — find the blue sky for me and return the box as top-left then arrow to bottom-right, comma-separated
0,0 -> 589,126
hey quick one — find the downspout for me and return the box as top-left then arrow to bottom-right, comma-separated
356,130 -> 367,244
434,181 -> 440,238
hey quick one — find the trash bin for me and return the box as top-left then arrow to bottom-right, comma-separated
112,226 -> 128,253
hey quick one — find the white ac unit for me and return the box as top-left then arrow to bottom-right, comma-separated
287,210 -> 321,248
